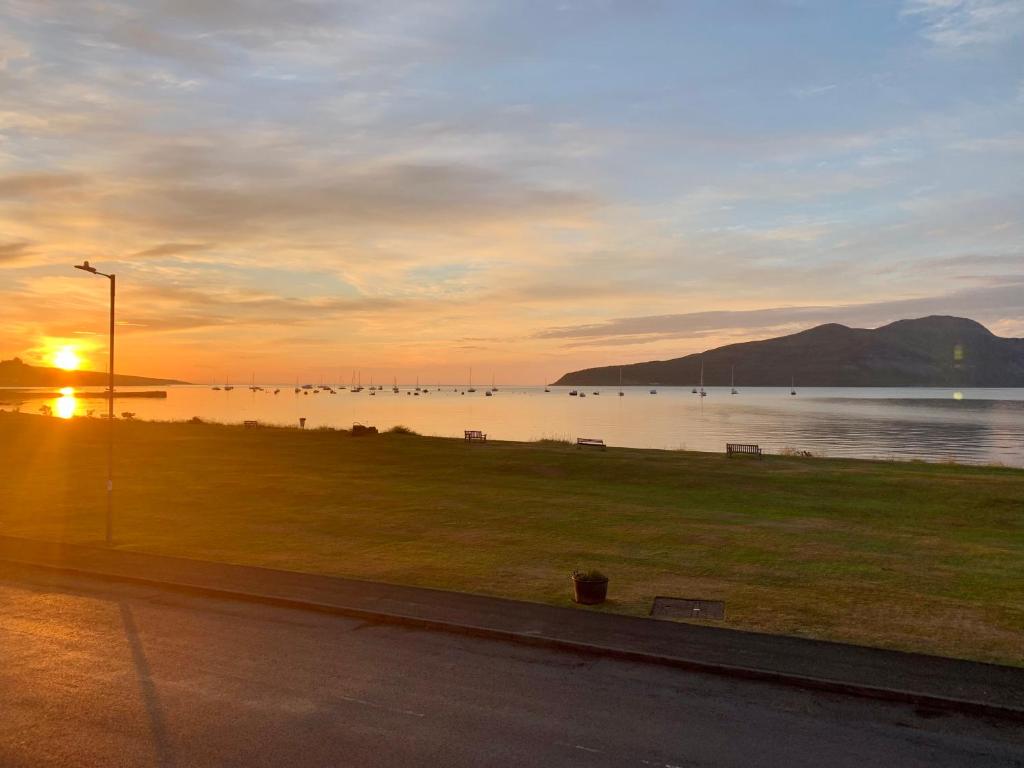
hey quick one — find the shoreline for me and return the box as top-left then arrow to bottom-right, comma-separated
2,409 -> 1021,469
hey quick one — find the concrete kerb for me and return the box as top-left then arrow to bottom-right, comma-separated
2,555 -> 1022,724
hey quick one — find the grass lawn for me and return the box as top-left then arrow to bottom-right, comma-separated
1,411 -> 1022,666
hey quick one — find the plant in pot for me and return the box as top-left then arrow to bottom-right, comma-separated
571,569 -> 609,605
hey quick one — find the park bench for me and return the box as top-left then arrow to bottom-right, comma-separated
726,443 -> 762,458
243,420 -> 259,429
576,438 -> 606,450
464,430 -> 487,442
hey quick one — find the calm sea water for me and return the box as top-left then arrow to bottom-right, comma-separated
7,385 -> 1024,467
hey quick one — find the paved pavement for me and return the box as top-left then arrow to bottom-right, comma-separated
2,535 -> 1022,717
1,564 -> 1022,768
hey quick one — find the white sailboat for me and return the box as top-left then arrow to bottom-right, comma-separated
731,365 -> 738,395
699,359 -> 707,397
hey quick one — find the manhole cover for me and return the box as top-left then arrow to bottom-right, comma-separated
650,597 -> 725,620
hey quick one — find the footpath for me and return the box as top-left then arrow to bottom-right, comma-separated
0,534 -> 1021,721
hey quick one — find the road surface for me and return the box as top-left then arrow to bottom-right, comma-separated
1,564 -> 1021,767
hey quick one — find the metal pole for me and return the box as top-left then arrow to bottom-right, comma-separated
106,274 -> 115,545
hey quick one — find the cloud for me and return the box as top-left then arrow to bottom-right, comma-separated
536,279 -> 1024,344
0,173 -> 85,198
0,241 -> 33,263
902,0 -> 1024,49
131,242 -> 211,258
81,159 -> 596,241
792,83 -> 837,98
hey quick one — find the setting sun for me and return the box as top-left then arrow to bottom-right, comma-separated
53,347 -> 81,371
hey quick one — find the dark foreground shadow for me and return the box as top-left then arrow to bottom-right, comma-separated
120,602 -> 176,768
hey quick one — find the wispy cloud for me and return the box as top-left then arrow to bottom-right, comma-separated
902,0 -> 1024,49
536,280 -> 1024,346
792,83 -> 837,98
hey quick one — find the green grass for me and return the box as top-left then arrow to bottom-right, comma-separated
1,411 -> 1022,665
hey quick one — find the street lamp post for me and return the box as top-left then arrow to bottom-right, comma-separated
74,261 -> 115,545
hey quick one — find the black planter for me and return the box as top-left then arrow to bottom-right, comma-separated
572,575 -> 608,605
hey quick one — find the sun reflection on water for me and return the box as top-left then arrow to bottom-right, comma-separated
55,387 -> 78,419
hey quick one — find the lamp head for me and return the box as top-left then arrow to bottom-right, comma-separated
75,261 -> 98,274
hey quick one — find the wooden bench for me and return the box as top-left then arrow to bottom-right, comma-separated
726,443 -> 762,458
464,430 -> 487,442
243,420 -> 259,429
576,438 -> 606,450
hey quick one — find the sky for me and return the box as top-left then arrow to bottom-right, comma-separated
1,0 -> 1022,384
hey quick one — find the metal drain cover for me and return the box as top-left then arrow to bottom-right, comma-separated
650,597 -> 725,620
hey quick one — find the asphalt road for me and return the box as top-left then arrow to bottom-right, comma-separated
1,565 -> 1022,768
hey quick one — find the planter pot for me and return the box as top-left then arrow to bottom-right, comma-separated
572,575 -> 608,605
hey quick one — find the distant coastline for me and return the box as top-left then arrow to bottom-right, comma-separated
555,316 -> 1024,388
0,358 -> 188,388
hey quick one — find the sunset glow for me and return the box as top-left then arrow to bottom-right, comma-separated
0,3 -> 1021,382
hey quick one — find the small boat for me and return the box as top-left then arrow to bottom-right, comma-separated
212,386 -> 221,391
224,375 -> 234,392
790,375 -> 797,396
544,387 -> 550,393
618,368 -> 624,397
485,391 -> 492,397
731,365 -> 738,395
393,376 -> 399,394
649,389 -> 657,395
273,389 -> 280,395
467,368 -> 476,393
569,389 -> 578,396
592,391 -> 599,396
579,392 -> 586,398
491,374 -> 498,392
699,359 -> 706,397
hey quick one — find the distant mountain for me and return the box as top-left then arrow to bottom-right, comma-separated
0,358 -> 189,387
553,316 -> 1024,387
